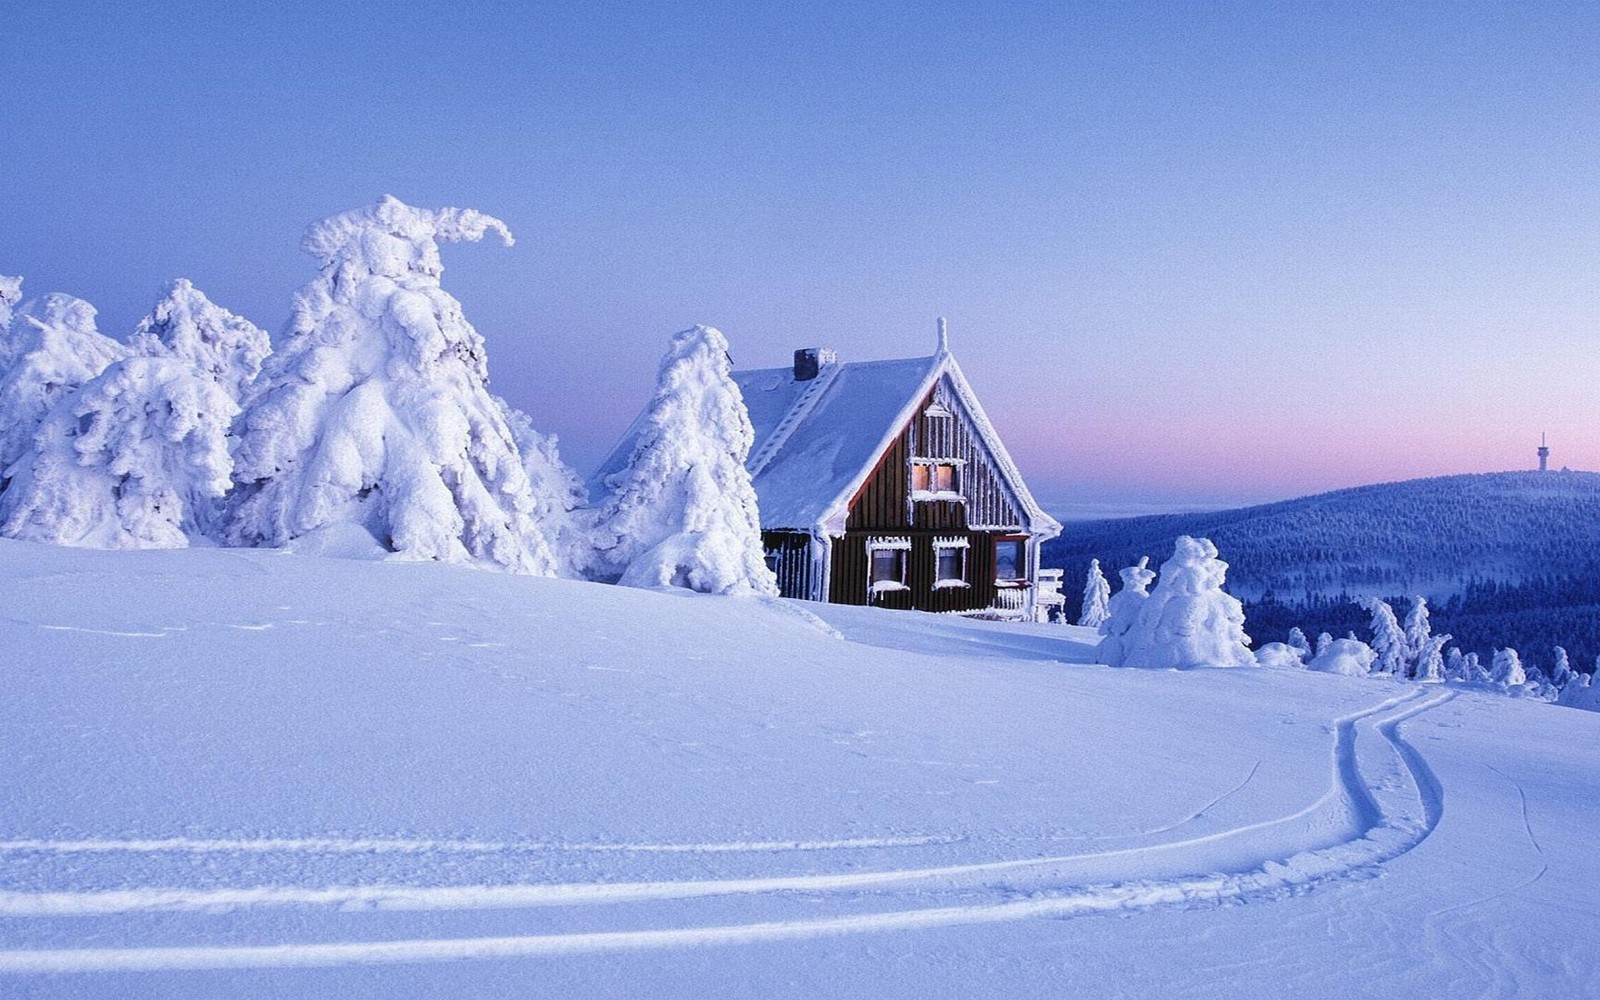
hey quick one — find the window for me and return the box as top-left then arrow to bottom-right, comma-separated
911,459 -> 962,498
994,538 -> 1026,583
866,536 -> 910,595
933,536 -> 969,589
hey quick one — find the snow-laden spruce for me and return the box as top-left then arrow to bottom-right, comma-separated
1094,556 -> 1155,666
1287,626 -> 1314,661
1361,598 -> 1408,678
496,396 -> 589,576
0,292 -> 127,488
1402,596 -> 1432,672
226,196 -> 559,573
1077,558 -> 1111,628
590,325 -> 777,596
1127,535 -> 1256,669
129,278 -> 270,403
1107,537 -> 1256,670
1414,633 -> 1451,683
1490,648 -> 1526,690
0,356 -> 236,548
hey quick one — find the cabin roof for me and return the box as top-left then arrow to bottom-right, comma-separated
589,347 -> 1061,539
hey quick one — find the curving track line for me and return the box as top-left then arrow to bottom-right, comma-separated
0,688 -> 1455,973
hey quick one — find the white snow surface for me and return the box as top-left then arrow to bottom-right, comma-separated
225,196 -> 557,574
1,540 -> 1597,998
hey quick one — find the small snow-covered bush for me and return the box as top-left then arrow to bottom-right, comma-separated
1113,536 -> 1255,670
1256,641 -> 1308,669
1308,637 -> 1376,677
589,325 -> 776,596
226,196 -> 559,573
1095,556 -> 1155,667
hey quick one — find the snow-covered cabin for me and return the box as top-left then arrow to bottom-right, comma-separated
593,327 -> 1062,616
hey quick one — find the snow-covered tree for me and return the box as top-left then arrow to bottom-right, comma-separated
589,325 -> 776,596
226,196 -> 558,573
1078,558 -> 1111,628
1308,637 -> 1376,676
1558,667 -> 1598,712
0,274 -> 21,332
1115,536 -> 1255,670
1095,556 -> 1156,666
1402,596 -> 1431,673
1550,647 -> 1573,690
1316,631 -> 1334,657
1462,651 -> 1488,685
1361,598 -> 1408,678
1444,647 -> 1466,682
129,278 -> 269,403
1414,634 -> 1451,683
1490,647 -> 1526,689
497,396 -> 589,576
0,356 -> 235,548
1287,626 -> 1313,661
0,293 -> 127,489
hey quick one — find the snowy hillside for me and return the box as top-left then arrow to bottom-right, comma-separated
2,540 -> 1597,998
1047,471 -> 1600,664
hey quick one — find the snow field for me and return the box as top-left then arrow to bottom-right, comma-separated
0,541 -> 1596,997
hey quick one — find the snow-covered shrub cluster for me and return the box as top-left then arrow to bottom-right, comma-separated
1264,591 -> 1599,710
0,196 -> 777,598
1081,535 -> 1598,710
586,325 -> 777,596
1096,537 -> 1253,669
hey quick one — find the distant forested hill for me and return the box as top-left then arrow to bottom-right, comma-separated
1044,471 -> 1600,669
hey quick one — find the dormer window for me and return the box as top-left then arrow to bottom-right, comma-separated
911,458 -> 963,500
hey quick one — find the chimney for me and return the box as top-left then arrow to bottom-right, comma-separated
793,347 -> 837,381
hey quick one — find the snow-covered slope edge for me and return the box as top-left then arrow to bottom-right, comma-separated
0,540 -> 1596,997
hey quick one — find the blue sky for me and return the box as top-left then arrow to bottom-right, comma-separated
5,2 -> 1599,515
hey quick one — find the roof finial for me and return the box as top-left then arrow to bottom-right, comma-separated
936,316 -> 949,355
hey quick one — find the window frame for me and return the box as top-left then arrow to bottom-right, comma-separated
910,457 -> 965,501
993,535 -> 1029,586
866,536 -> 911,596
933,536 -> 970,589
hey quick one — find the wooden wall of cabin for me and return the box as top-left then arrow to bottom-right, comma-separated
828,531 -> 999,612
845,382 -> 1022,535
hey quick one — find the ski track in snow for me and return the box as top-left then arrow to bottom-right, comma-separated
0,835 -> 951,857
0,687 -> 1456,973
